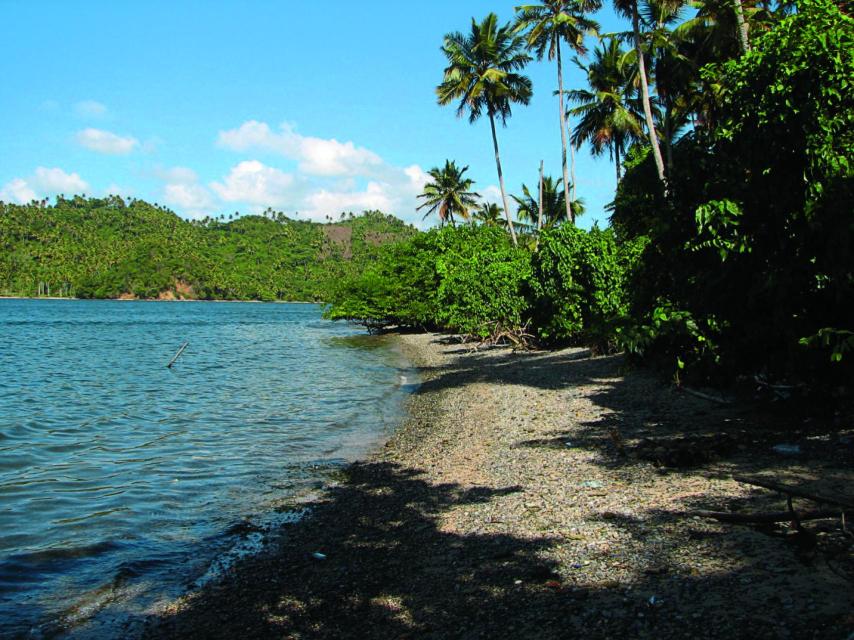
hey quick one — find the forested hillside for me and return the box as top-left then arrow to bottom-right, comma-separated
0,196 -> 416,301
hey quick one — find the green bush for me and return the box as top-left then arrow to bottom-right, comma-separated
529,225 -> 644,350
434,226 -> 531,338
324,231 -> 443,329
326,225 -> 531,339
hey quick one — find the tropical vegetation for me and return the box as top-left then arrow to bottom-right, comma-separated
327,0 -> 853,399
0,197 -> 415,301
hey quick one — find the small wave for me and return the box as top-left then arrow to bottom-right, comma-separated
193,509 -> 306,589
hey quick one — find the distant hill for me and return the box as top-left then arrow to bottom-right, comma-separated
0,196 -> 417,301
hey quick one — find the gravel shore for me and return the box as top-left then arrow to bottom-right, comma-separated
144,333 -> 853,639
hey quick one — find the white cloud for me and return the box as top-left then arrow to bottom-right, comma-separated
217,121 -> 383,177
480,184 -> 519,218
76,128 -> 139,155
156,166 -> 199,184
302,182 -> 394,221
210,160 -> 296,207
0,167 -> 89,204
0,178 -> 37,204
481,185 -> 503,204
75,100 -> 107,118
33,167 -> 89,193
164,183 -> 215,211
104,184 -> 133,198
404,164 -> 430,193
157,166 -> 216,218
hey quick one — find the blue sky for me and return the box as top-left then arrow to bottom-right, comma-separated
0,1 -> 627,229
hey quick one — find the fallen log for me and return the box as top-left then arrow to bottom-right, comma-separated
692,508 -> 839,524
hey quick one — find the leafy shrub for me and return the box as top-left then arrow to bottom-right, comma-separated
324,232 -> 443,329
529,225 -> 644,350
434,226 -> 531,338
326,225 -> 531,339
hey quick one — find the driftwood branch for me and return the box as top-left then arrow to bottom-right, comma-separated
678,386 -> 731,404
167,341 -> 189,368
692,508 -> 839,524
734,475 -> 854,510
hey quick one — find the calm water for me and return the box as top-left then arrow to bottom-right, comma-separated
0,300 -> 416,638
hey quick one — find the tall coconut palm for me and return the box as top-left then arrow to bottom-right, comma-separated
437,13 -> 533,246
416,160 -> 480,227
639,0 -> 692,175
513,175 -> 585,228
613,0 -> 668,189
568,37 -> 644,183
514,1 -> 600,224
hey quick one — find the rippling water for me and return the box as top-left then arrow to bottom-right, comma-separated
0,300 -> 416,638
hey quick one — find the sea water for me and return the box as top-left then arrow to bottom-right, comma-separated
0,299 -> 416,638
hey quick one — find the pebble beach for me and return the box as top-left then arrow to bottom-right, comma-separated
144,332 -> 853,639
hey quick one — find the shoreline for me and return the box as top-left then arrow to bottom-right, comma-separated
142,332 -> 853,639
0,296 -> 321,303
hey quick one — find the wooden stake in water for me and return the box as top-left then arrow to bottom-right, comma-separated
167,341 -> 189,368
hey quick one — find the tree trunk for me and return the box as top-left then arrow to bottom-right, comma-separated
489,111 -> 519,247
538,160 -> 544,232
615,143 -> 621,183
664,107 -> 674,176
570,130 -> 577,206
557,46 -> 574,224
734,0 -> 750,53
631,1 -> 667,189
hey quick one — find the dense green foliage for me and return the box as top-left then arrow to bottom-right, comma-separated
325,226 -> 533,338
326,224 -> 638,344
613,0 -> 854,384
6,0 -> 851,404
529,225 -> 645,349
433,226 -> 532,337
0,197 -> 416,301
330,0 -> 852,405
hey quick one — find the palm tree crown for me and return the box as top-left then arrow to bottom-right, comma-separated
437,13 -> 533,125
514,1 -> 601,61
472,202 -> 508,228
416,160 -> 480,227
568,37 -> 644,181
513,175 -> 585,228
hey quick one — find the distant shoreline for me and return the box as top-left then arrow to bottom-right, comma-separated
0,296 -> 321,304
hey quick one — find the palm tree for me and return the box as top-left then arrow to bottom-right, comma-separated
416,160 -> 480,227
437,13 -> 533,246
569,38 -> 644,183
513,175 -> 585,228
472,202 -> 508,228
613,0 -> 668,189
514,1 -> 600,224
641,0 -> 693,174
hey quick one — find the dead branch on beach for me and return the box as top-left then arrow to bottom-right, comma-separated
691,508 -> 840,524
463,322 -> 538,352
733,475 -> 854,511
